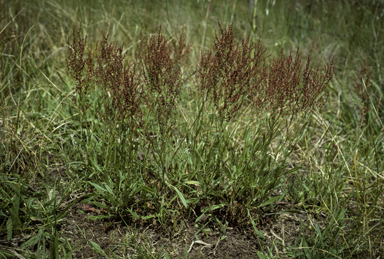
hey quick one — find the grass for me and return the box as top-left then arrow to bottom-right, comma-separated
1,0 -> 383,258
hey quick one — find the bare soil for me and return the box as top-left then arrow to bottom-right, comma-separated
57,194 -> 328,258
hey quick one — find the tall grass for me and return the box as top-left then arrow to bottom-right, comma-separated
1,0 -> 383,258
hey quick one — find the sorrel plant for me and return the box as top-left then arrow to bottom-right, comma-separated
66,22 -> 334,228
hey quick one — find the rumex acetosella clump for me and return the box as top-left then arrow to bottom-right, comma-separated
197,22 -> 334,122
67,22 -> 333,139
66,23 -> 334,220
66,24 -> 189,141
185,23 -> 335,225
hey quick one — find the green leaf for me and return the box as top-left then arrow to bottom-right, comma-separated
91,157 -> 103,174
258,190 -> 287,208
88,182 -> 106,194
52,229 -> 59,259
126,208 -> 140,219
202,204 -> 225,213
271,210 -> 302,215
172,185 -> 188,208
257,251 -> 268,259
248,209 -> 265,239
140,185 -> 156,195
195,213 -> 208,222
90,241 -> 107,256
20,229 -> 44,249
104,183 -> 115,197
142,214 -> 156,220
185,198 -> 199,205
6,218 -> 12,241
252,224 -> 265,239
185,180 -> 200,186
91,201 -> 109,209
282,166 -> 301,176
43,195 -> 57,207
257,196 -> 281,208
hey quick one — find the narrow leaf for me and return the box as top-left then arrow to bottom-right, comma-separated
257,196 -> 281,208
6,218 -> 12,241
142,214 -> 156,220
90,241 -> 107,256
172,186 -> 188,208
88,182 -> 106,194
247,209 -> 265,239
272,210 -> 302,215
104,183 -> 115,197
20,229 -> 44,249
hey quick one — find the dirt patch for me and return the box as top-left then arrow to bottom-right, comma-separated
57,197 -> 336,258
61,201 -> 267,258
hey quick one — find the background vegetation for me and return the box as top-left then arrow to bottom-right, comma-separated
1,0 -> 383,258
